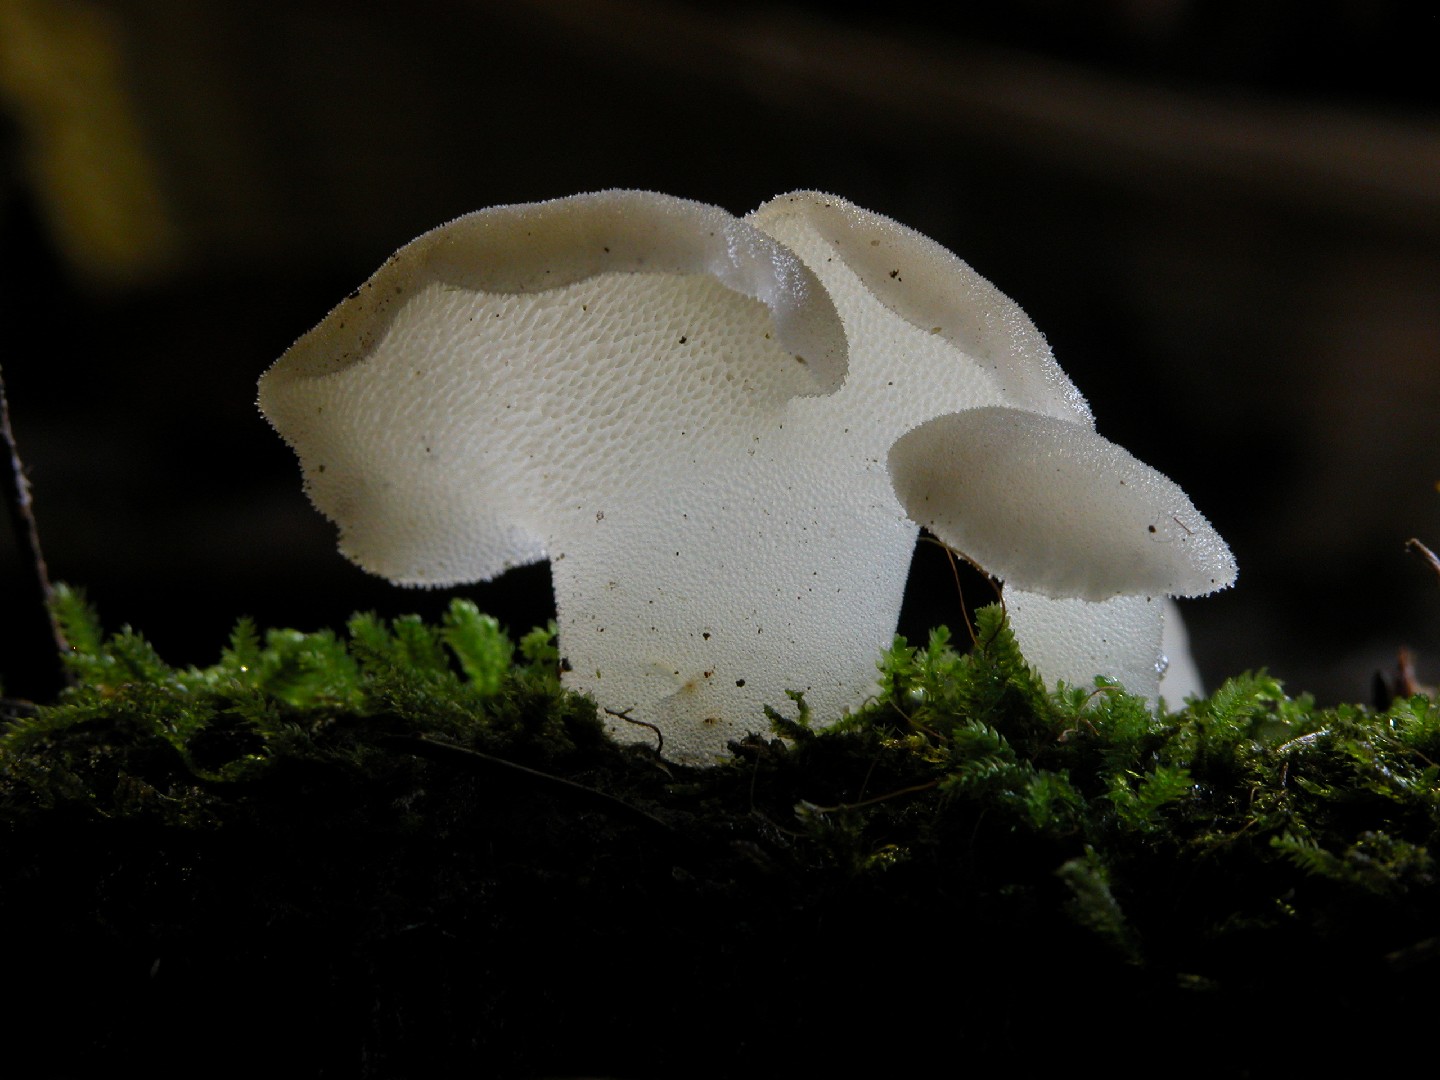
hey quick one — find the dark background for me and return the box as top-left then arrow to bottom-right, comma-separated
2,0 -> 1438,704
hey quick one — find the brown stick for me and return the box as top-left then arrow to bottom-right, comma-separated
0,364 -> 70,692
1406,538 -> 1440,583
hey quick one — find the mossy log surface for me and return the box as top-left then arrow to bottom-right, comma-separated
2,588 -> 1437,1077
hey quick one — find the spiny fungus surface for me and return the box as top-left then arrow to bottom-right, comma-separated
260,190 -> 1235,763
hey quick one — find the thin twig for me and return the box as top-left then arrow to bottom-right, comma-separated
920,534 -> 1005,650
937,538 -> 978,650
604,704 -> 663,757
0,364 -> 70,690
390,733 -> 674,833
802,777 -> 940,813
1406,538 -> 1440,582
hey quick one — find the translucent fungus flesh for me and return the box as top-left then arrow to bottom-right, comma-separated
261,189 -> 1237,760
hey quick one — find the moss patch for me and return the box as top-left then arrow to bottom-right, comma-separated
3,588 -> 1437,1076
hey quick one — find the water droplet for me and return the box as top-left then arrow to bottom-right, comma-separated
1155,652 -> 1170,678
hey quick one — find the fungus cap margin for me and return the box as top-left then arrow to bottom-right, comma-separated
748,190 -> 1092,425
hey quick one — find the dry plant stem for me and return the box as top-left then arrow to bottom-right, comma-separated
1406,538 -> 1440,582
396,734 -> 674,834
0,364 -> 70,691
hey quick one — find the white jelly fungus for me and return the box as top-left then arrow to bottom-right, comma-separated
260,189 -> 1236,763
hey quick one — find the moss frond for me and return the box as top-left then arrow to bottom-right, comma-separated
441,598 -> 514,694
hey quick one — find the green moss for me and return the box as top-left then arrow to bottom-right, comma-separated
2,587 -> 1436,1076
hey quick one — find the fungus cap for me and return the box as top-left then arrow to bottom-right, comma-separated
887,406 -> 1238,602
259,190 -> 847,588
